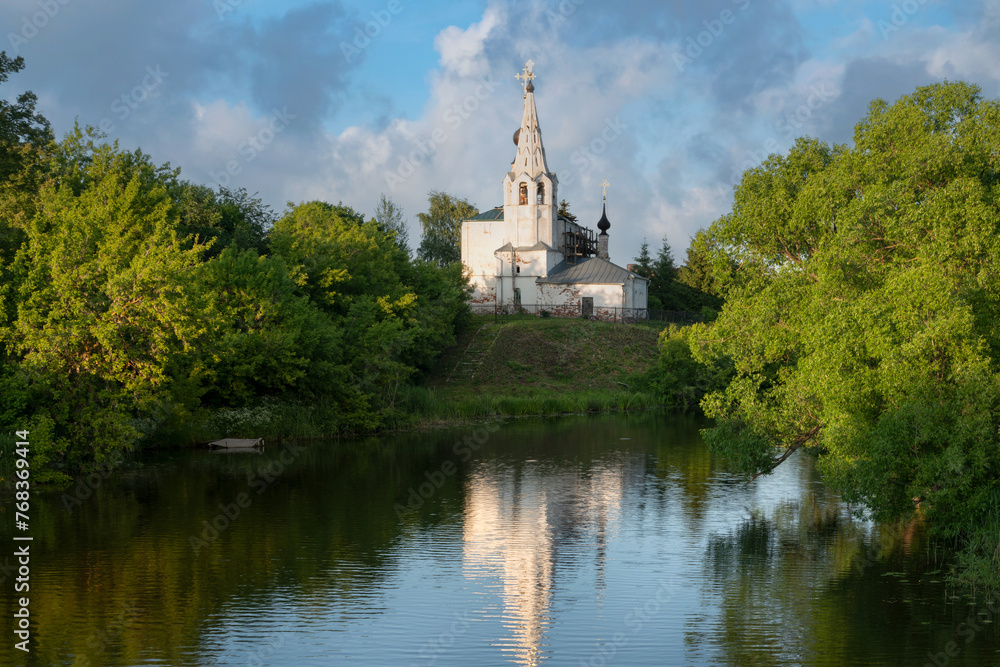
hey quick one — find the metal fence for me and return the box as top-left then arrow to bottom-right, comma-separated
469,303 -> 703,325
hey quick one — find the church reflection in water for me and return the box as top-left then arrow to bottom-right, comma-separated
461,457 -> 631,666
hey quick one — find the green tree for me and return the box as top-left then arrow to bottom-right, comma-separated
675,231 -> 727,313
214,186 -> 274,252
269,200 -> 410,313
557,198 -> 577,222
677,232 -> 721,299
193,247 -> 344,407
633,239 -> 653,278
0,106 -> 471,479
0,52 -> 52,181
5,137 -> 209,475
172,184 -> 273,257
416,191 -> 476,267
0,54 -> 53,335
683,81 -> 1000,586
648,237 -> 677,309
270,200 -> 469,427
642,323 -> 732,411
373,193 -> 409,253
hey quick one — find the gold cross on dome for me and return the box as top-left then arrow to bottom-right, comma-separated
516,60 -> 536,92
601,178 -> 610,200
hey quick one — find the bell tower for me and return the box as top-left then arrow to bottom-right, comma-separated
502,61 -> 559,249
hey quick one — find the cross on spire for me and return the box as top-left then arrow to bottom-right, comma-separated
601,178 -> 610,201
516,60 -> 536,94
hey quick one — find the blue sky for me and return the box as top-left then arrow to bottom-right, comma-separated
3,0 -> 999,262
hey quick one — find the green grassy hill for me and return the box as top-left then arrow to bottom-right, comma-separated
424,316 -> 664,399
151,315 -> 669,445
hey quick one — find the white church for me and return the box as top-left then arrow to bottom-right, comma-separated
460,61 -> 648,319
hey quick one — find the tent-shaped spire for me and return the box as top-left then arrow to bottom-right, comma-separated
512,60 -> 549,178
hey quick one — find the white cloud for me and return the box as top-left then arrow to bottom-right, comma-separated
13,0 -> 1000,262
214,0 -> 1000,258
434,4 -> 505,78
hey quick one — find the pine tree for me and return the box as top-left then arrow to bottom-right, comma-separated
557,199 -> 577,222
633,239 -> 653,278
676,231 -> 725,310
648,237 -> 676,309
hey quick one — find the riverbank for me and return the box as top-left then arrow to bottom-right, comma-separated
16,313 -> 999,595
142,315 -> 670,446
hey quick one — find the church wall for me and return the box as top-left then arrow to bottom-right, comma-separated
536,283 -> 627,317
536,283 -> 582,317
519,202 -> 549,248
482,275 -> 539,308
513,250 -> 549,277
467,274 -> 497,305
585,284 -> 628,310
545,250 -> 563,274
619,277 -> 647,310
461,220 -> 505,277
468,275 -> 648,314
629,278 -> 648,310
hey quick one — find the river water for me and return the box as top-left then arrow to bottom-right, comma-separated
2,413 -> 998,666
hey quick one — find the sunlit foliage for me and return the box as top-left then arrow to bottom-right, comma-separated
679,81 -> 1000,585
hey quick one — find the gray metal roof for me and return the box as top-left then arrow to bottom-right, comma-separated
495,241 -> 556,253
467,207 -> 504,221
467,208 -> 583,225
537,257 -> 648,285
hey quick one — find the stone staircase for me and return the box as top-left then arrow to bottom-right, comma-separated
446,323 -> 501,383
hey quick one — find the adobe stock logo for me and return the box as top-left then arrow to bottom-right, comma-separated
877,0 -> 930,39
673,0 -> 751,72
7,0 -> 73,53
214,0 -> 244,20
97,66 -> 169,135
559,117 -> 628,187
211,107 -> 296,187
546,0 -> 589,28
715,82 -> 836,198
393,423 -> 500,518
383,75 -> 503,191
340,0 -> 406,63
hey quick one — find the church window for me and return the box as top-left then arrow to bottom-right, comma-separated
519,184 -> 528,205
537,183 -> 545,204
514,288 -> 522,306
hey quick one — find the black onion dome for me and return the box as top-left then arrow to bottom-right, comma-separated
513,128 -> 520,145
526,78 -> 534,93
597,203 -> 611,235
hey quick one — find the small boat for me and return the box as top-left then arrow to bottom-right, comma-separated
207,438 -> 264,451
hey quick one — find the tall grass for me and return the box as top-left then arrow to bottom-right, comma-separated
400,385 -> 662,421
141,386 -> 664,451
144,397 -> 356,448
950,488 -> 1000,596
